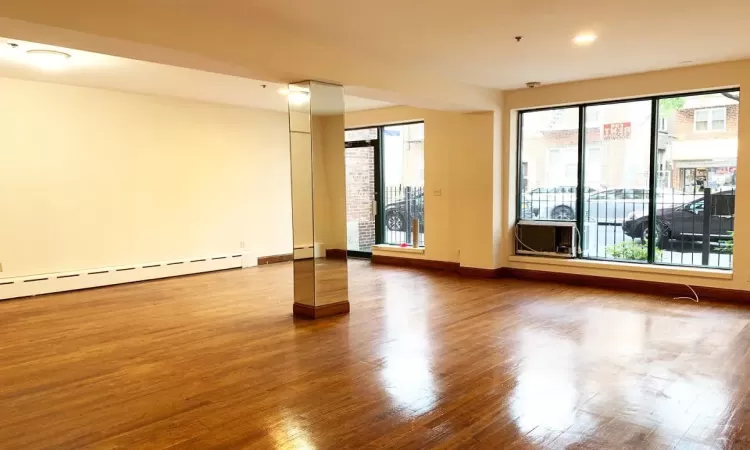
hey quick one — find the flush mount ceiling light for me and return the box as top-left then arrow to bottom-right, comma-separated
26,49 -> 72,70
573,33 -> 597,46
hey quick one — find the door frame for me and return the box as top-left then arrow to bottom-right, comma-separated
344,126 -> 382,258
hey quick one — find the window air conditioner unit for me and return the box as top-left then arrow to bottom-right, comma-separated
515,220 -> 577,258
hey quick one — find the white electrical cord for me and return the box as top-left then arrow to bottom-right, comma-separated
515,227 -> 542,253
674,284 -> 700,302
516,224 -> 698,303
515,224 -> 582,256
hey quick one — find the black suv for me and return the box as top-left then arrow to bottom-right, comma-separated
622,190 -> 735,247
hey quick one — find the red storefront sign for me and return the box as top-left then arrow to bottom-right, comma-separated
603,122 -> 632,140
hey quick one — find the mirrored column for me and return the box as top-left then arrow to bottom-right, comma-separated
288,81 -> 349,319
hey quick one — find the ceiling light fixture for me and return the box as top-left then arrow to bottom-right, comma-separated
287,91 -> 310,106
26,49 -> 72,70
573,33 -> 597,46
279,86 -> 311,105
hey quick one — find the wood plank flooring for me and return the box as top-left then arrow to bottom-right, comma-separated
2,259 -> 750,449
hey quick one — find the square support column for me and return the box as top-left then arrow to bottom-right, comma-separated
288,81 -> 349,319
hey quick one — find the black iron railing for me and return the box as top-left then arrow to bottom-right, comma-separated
383,185 -> 425,247
519,186 -> 735,268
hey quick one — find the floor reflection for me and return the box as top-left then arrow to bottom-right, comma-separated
509,299 -> 742,448
511,329 -> 579,433
6,259 -> 750,448
378,271 -> 437,414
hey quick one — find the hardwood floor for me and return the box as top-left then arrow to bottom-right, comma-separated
2,260 -> 750,449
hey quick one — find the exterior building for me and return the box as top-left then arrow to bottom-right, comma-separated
665,94 -> 739,191
521,93 -> 739,198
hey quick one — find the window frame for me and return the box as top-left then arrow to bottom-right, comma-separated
345,120 -> 426,253
378,120 -> 426,248
515,87 -> 739,270
693,106 -> 727,132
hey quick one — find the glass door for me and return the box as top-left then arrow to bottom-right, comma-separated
345,127 -> 380,257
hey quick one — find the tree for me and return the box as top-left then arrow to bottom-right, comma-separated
659,97 -> 685,116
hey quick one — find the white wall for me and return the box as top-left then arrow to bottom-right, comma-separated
0,76 -> 292,279
345,107 -> 500,269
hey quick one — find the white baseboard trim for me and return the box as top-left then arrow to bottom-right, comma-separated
0,251 -> 256,301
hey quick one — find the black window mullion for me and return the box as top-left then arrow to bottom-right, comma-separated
516,112 -> 524,221
374,129 -> 384,246
647,99 -> 659,263
576,106 -> 586,258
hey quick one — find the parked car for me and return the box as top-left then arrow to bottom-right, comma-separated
622,190 -> 735,247
522,185 -> 603,220
584,188 -> 698,224
385,192 -> 424,231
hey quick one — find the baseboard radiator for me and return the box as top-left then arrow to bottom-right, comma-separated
0,252 -> 257,301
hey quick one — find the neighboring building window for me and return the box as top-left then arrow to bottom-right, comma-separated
586,107 -> 601,126
694,107 -> 727,131
659,115 -> 668,132
516,90 -> 739,270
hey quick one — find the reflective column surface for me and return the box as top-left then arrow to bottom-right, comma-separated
2,260 -> 750,448
288,81 -> 349,318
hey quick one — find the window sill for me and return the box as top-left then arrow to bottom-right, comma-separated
372,245 -> 425,255
508,255 -> 733,280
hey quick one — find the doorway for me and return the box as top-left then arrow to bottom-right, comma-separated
345,121 -> 425,257
345,127 -> 381,257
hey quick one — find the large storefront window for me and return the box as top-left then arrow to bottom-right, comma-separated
517,90 -> 739,270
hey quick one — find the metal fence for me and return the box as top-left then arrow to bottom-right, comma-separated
383,185 -> 425,247
520,186 -> 735,268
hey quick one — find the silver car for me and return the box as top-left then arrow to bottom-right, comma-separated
585,188 -> 699,224
523,187 -> 698,223
523,186 -> 601,220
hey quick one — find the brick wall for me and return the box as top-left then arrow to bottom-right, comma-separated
345,146 -> 375,251
674,104 -> 740,140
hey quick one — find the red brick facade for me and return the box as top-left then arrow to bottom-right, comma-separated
674,104 -> 740,140
345,146 -> 375,251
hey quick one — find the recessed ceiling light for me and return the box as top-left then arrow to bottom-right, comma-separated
573,33 -> 597,46
26,49 -> 72,70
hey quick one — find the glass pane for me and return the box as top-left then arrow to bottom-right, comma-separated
582,100 -> 652,262
695,109 -> 710,121
345,127 -> 378,142
519,107 -> 580,221
382,122 -> 425,247
652,91 -> 738,269
345,145 -> 376,253
586,107 -> 601,124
